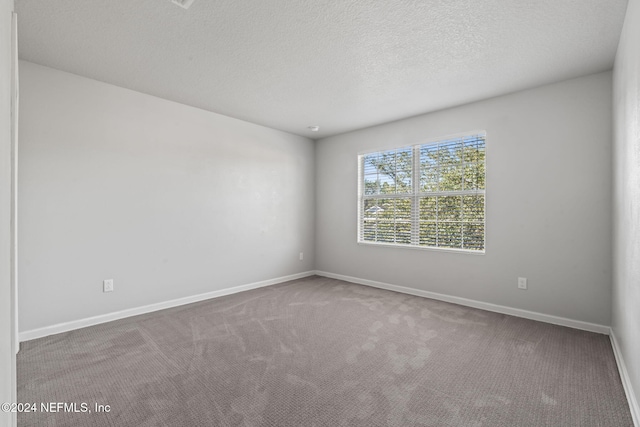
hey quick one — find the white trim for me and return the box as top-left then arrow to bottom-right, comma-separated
19,271 -> 315,342
314,270 -> 610,335
357,241 -> 485,255
610,330 -> 640,427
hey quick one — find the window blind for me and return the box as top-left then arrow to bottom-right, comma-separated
358,133 -> 486,252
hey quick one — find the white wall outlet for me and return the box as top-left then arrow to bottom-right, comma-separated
299,252 -> 304,261
517,277 -> 527,290
171,0 -> 196,10
103,279 -> 114,293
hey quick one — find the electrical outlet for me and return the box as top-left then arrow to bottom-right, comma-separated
517,277 -> 527,290
299,252 -> 304,261
171,0 -> 195,9
103,279 -> 114,293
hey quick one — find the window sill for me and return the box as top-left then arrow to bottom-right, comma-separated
357,240 -> 485,255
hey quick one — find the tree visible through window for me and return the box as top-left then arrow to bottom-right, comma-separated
358,133 -> 485,252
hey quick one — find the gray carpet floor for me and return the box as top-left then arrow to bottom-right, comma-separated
17,276 -> 633,426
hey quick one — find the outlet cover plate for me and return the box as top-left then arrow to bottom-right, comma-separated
103,279 -> 114,293
517,277 -> 527,290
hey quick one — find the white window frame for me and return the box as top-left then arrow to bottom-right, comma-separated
357,132 -> 486,254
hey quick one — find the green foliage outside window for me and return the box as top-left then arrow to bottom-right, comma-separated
360,134 -> 485,251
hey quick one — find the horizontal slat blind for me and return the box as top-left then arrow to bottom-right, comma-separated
358,133 -> 485,252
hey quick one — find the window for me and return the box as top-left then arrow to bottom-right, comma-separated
358,133 -> 486,252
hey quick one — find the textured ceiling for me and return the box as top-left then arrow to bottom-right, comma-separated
16,0 -> 628,139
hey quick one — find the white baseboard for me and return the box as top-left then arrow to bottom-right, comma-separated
314,270 -> 610,335
19,271 -> 315,342
610,331 -> 640,427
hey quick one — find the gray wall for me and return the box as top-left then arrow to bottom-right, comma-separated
316,72 -> 613,326
18,61 -> 315,333
1,1 -> 16,426
613,0 -> 640,417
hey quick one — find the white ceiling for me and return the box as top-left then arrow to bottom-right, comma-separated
16,0 -> 628,139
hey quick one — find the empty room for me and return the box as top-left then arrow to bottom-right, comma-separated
1,0 -> 639,426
